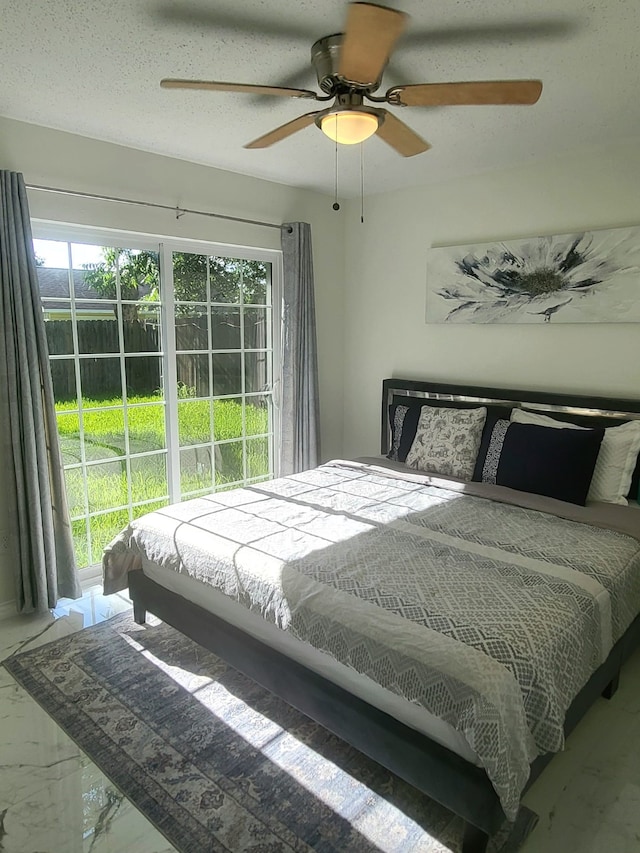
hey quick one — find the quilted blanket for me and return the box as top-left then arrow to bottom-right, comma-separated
103,460 -> 640,820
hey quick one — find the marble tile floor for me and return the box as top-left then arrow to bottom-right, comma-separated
1,587 -> 177,853
1,587 -> 640,852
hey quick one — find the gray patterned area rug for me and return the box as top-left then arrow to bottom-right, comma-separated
3,613 -> 537,853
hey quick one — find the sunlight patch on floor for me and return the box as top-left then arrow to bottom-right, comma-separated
184,679 -> 441,851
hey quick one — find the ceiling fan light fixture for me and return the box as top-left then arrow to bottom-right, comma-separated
320,110 -> 379,144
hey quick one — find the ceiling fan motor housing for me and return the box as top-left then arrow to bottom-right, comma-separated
311,34 -> 384,94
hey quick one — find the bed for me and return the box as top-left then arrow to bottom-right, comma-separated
103,378 -> 640,852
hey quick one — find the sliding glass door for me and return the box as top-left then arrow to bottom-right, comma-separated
166,250 -> 275,500
34,226 -> 280,570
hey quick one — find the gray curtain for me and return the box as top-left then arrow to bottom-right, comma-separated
0,171 -> 81,612
280,222 -> 320,475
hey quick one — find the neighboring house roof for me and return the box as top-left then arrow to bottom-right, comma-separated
38,267 -> 113,311
38,267 -> 153,312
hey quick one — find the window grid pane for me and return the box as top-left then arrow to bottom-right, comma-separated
39,236 -> 275,571
174,253 -> 275,495
38,239 -> 167,570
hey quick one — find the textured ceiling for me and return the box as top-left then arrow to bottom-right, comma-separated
2,0 -> 639,197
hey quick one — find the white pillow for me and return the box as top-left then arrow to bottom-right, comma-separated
510,409 -> 640,505
406,406 -> 487,480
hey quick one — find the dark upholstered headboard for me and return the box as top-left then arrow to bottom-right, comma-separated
381,378 -> 640,496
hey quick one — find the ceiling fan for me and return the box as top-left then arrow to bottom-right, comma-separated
161,1 -> 542,157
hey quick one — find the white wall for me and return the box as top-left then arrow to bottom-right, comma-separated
342,139 -> 640,458
0,117 -> 345,605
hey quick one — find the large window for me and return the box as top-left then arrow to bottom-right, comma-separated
34,227 -> 280,570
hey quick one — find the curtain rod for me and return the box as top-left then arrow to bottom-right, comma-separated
24,183 -> 288,232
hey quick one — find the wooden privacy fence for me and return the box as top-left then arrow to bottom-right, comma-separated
46,315 -> 267,400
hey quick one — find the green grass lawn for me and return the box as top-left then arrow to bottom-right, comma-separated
56,395 -> 270,568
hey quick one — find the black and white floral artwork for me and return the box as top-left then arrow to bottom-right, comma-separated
426,226 -> 640,323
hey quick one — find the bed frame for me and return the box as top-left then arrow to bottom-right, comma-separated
129,377 -> 640,853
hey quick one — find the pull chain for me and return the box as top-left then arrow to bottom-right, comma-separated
360,142 -> 365,224
332,135 -> 340,211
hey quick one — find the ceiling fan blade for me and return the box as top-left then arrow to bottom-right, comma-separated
160,79 -> 319,100
388,80 -> 543,107
244,112 -> 321,149
375,111 -> 431,157
247,66 -> 318,108
338,2 -> 408,87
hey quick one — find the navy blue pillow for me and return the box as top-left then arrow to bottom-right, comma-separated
472,408 -> 513,481
490,422 -> 605,505
387,403 -> 422,462
630,454 -> 640,501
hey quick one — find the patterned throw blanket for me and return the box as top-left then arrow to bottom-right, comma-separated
103,460 -> 640,820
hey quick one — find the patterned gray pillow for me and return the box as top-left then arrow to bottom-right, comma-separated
405,406 -> 488,480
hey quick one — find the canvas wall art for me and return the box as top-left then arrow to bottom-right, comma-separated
426,226 -> 640,324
